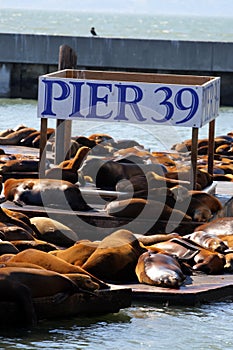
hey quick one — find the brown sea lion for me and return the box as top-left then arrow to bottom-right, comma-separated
176,197 -> 212,222
105,198 -> 192,223
0,261 -> 45,269
0,127 -> 37,145
184,231 -> 229,253
49,239 -> 99,266
224,252 -> 233,271
0,272 -> 37,327
0,266 -> 79,298
165,168 -> 213,190
135,251 -> 186,288
88,133 -> 113,143
30,216 -> 79,247
3,178 -> 91,211
144,237 -> 200,260
8,248 -> 109,289
63,273 -> 99,291
0,240 -> 19,254
194,217 -> 233,236
0,223 -> 36,241
10,239 -> 58,252
0,159 -> 39,174
134,232 -> 180,246
192,249 -> 225,274
188,191 -> 223,214
45,146 -> 90,183
146,171 -> 190,189
79,157 -> 167,191
218,234 -> 233,249
0,207 -> 37,237
82,229 -> 145,281
31,128 -> 55,148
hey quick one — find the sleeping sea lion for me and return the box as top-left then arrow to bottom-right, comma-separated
82,229 -> 145,281
0,266 -> 79,298
105,198 -> 192,223
0,127 -> 37,145
49,239 -> 99,266
4,178 -> 91,211
192,249 -> 225,274
194,217 -> 233,236
135,251 -> 186,288
0,272 -> 37,327
184,231 -> 228,253
30,216 -> 80,247
8,248 -> 109,289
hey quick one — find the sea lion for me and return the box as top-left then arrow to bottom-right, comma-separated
188,191 -> 223,213
105,198 -> 192,223
224,252 -> 233,271
184,231 -> 229,253
45,146 -> 90,183
0,127 -> 37,145
0,159 -> 39,174
144,237 -> 200,260
49,239 -> 99,266
3,178 -> 91,211
8,248 -> 109,289
0,266 -> 79,298
88,133 -> 113,143
192,249 -> 225,274
176,197 -> 212,222
63,273 -> 99,291
0,272 -> 37,327
194,217 -> 233,236
0,207 -> 37,237
135,251 -> 186,288
134,232 -> 180,246
82,229 -> 145,281
0,240 -> 19,254
165,168 -> 213,190
79,157 -> 167,191
0,223 -> 36,241
30,216 -> 80,247
10,239 -> 58,252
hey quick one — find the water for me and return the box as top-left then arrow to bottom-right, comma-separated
0,8 -> 233,42
1,5 -> 233,350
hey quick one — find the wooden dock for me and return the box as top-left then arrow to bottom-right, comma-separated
1,181 -> 233,239
115,274 -> 233,306
0,286 -> 132,327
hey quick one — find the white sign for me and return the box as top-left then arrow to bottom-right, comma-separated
37,75 -> 220,128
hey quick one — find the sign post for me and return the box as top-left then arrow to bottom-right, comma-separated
38,69 -> 220,189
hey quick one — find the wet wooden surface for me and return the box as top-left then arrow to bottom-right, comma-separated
0,286 -> 132,326
115,274 -> 233,306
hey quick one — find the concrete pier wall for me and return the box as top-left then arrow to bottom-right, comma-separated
0,33 -> 233,105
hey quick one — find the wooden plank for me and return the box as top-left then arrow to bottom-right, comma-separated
55,45 -> 77,164
49,69 -> 213,85
191,127 -> 198,190
0,286 -> 132,326
208,119 -> 215,175
115,274 -> 233,306
39,117 -> 48,178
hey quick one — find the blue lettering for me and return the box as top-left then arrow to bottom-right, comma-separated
41,79 -> 70,116
86,83 -> 113,119
69,81 -> 85,118
114,84 -> 146,121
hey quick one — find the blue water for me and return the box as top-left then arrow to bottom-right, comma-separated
1,6 -> 233,350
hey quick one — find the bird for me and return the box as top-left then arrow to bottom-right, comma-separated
90,27 -> 97,36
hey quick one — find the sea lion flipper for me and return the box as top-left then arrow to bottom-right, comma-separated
13,199 -> 25,207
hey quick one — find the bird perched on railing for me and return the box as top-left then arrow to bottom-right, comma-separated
90,27 -> 97,36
